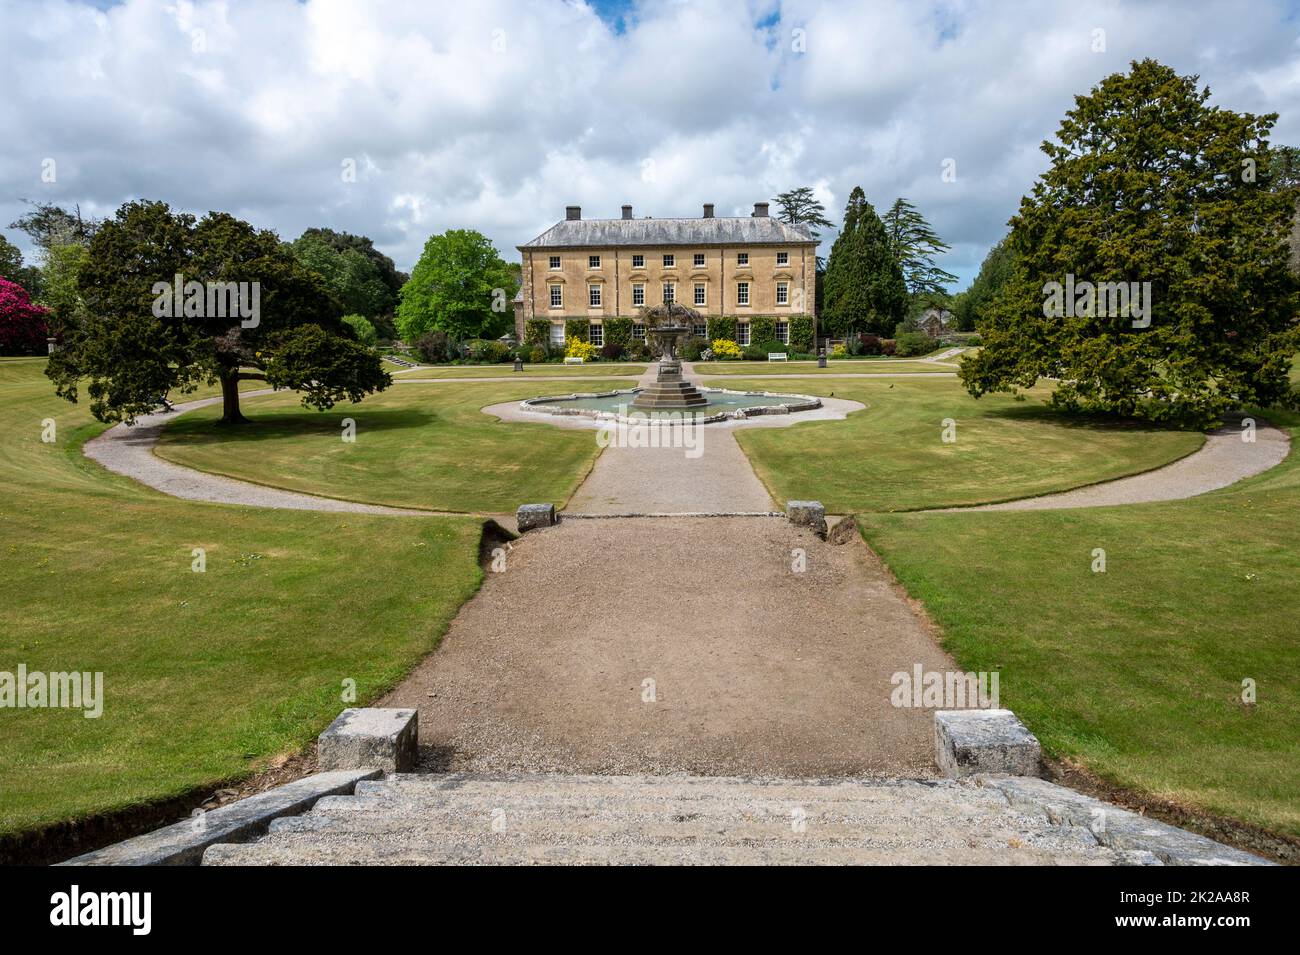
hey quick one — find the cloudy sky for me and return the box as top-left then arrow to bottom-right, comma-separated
2,0 -> 1298,289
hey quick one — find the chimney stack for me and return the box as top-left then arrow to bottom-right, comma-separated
621,204 -> 633,220
752,202 -> 769,218
565,205 -> 581,221
702,203 -> 715,218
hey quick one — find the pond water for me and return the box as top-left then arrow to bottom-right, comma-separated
533,389 -> 813,416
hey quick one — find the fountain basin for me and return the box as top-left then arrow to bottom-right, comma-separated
520,387 -> 823,424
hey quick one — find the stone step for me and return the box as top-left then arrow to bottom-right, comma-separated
198,772 -> 1267,866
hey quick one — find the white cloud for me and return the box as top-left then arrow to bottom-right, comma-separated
1,0 -> 1296,288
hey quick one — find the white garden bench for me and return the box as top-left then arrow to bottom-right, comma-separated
563,356 -> 585,364
767,352 -> 788,362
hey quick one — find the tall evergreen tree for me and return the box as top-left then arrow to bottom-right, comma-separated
822,187 -> 908,336
882,198 -> 957,297
960,59 -> 1299,426
953,235 -> 1016,331
775,186 -> 834,272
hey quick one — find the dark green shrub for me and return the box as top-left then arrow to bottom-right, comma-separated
894,331 -> 932,357
680,336 -> 707,361
414,330 -> 451,364
564,318 -> 590,342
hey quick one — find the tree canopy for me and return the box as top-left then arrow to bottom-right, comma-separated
960,59 -> 1299,426
287,228 -> 404,327
952,235 -> 1015,331
396,229 -> 517,341
881,197 -> 956,297
822,187 -> 907,336
47,200 -> 389,425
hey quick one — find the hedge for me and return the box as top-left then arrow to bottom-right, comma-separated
564,318 -> 590,342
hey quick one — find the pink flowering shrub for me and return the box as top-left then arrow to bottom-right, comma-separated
0,277 -> 49,355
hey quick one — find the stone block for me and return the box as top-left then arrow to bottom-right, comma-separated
318,707 -> 418,773
516,503 -> 557,532
786,500 -> 827,538
935,708 -> 1041,778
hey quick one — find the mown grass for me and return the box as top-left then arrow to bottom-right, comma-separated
724,376 -> 1204,511
859,408 -> 1300,837
0,359 -> 484,839
156,381 -> 606,513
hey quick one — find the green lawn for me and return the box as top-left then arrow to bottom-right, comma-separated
0,359 -> 485,840
395,363 -> 647,378
695,360 -> 952,376
859,409 -> 1300,837
727,377 -> 1204,511
155,381 -> 605,513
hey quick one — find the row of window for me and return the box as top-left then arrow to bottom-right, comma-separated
553,281 -> 790,309
550,251 -> 791,270
581,320 -> 790,346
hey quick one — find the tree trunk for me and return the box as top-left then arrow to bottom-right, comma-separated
218,369 -> 249,425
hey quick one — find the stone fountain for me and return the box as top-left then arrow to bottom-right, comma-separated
631,302 -> 708,410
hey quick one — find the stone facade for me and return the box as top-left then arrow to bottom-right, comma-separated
515,203 -> 818,347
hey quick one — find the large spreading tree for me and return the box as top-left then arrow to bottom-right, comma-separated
287,228 -> 405,335
881,198 -> 956,298
961,59 -> 1300,425
822,186 -> 908,336
47,200 -> 389,425
396,229 -> 516,341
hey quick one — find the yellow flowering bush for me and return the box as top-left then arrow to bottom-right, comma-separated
710,338 -> 743,360
831,343 -> 848,357
565,337 -> 599,361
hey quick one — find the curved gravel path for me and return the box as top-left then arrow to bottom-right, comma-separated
948,414 -> 1290,512
83,391 -> 430,515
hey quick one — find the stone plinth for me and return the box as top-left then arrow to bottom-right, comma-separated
516,503 -> 557,532
318,707 -> 418,773
934,709 -> 1041,778
786,500 -> 828,539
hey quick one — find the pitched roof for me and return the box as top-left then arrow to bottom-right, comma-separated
520,216 -> 816,249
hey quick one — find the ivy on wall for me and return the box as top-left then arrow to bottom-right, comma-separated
603,316 -> 633,347
524,318 -> 550,346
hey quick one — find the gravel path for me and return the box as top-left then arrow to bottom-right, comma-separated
380,516 -> 954,777
83,392 -> 430,515
949,414 -> 1290,511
